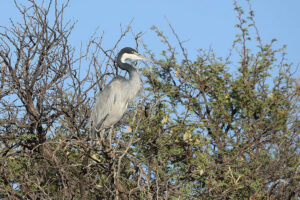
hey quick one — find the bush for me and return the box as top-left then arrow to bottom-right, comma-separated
0,0 -> 298,199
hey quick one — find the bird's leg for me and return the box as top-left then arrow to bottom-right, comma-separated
90,126 -> 100,148
100,129 -> 105,143
93,131 -> 101,148
108,126 -> 114,149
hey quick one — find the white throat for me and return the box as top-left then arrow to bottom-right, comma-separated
120,53 -> 145,63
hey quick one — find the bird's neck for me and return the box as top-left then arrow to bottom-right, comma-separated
117,58 -> 142,97
117,61 -> 135,72
128,69 -> 143,98
117,58 -> 138,79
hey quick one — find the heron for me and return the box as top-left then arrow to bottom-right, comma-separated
90,47 -> 148,137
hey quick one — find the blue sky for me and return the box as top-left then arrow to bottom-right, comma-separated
0,0 -> 299,75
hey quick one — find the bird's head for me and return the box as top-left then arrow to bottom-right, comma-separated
118,47 -> 149,63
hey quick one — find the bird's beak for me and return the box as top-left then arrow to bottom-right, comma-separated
133,52 -> 150,61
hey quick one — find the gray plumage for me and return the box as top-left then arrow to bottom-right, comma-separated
91,47 -> 148,136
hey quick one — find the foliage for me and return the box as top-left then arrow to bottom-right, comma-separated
0,0 -> 298,199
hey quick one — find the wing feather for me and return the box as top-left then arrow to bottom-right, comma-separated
91,84 -> 115,130
91,78 -> 124,130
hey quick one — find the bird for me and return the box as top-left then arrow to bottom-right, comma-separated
90,47 -> 148,137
